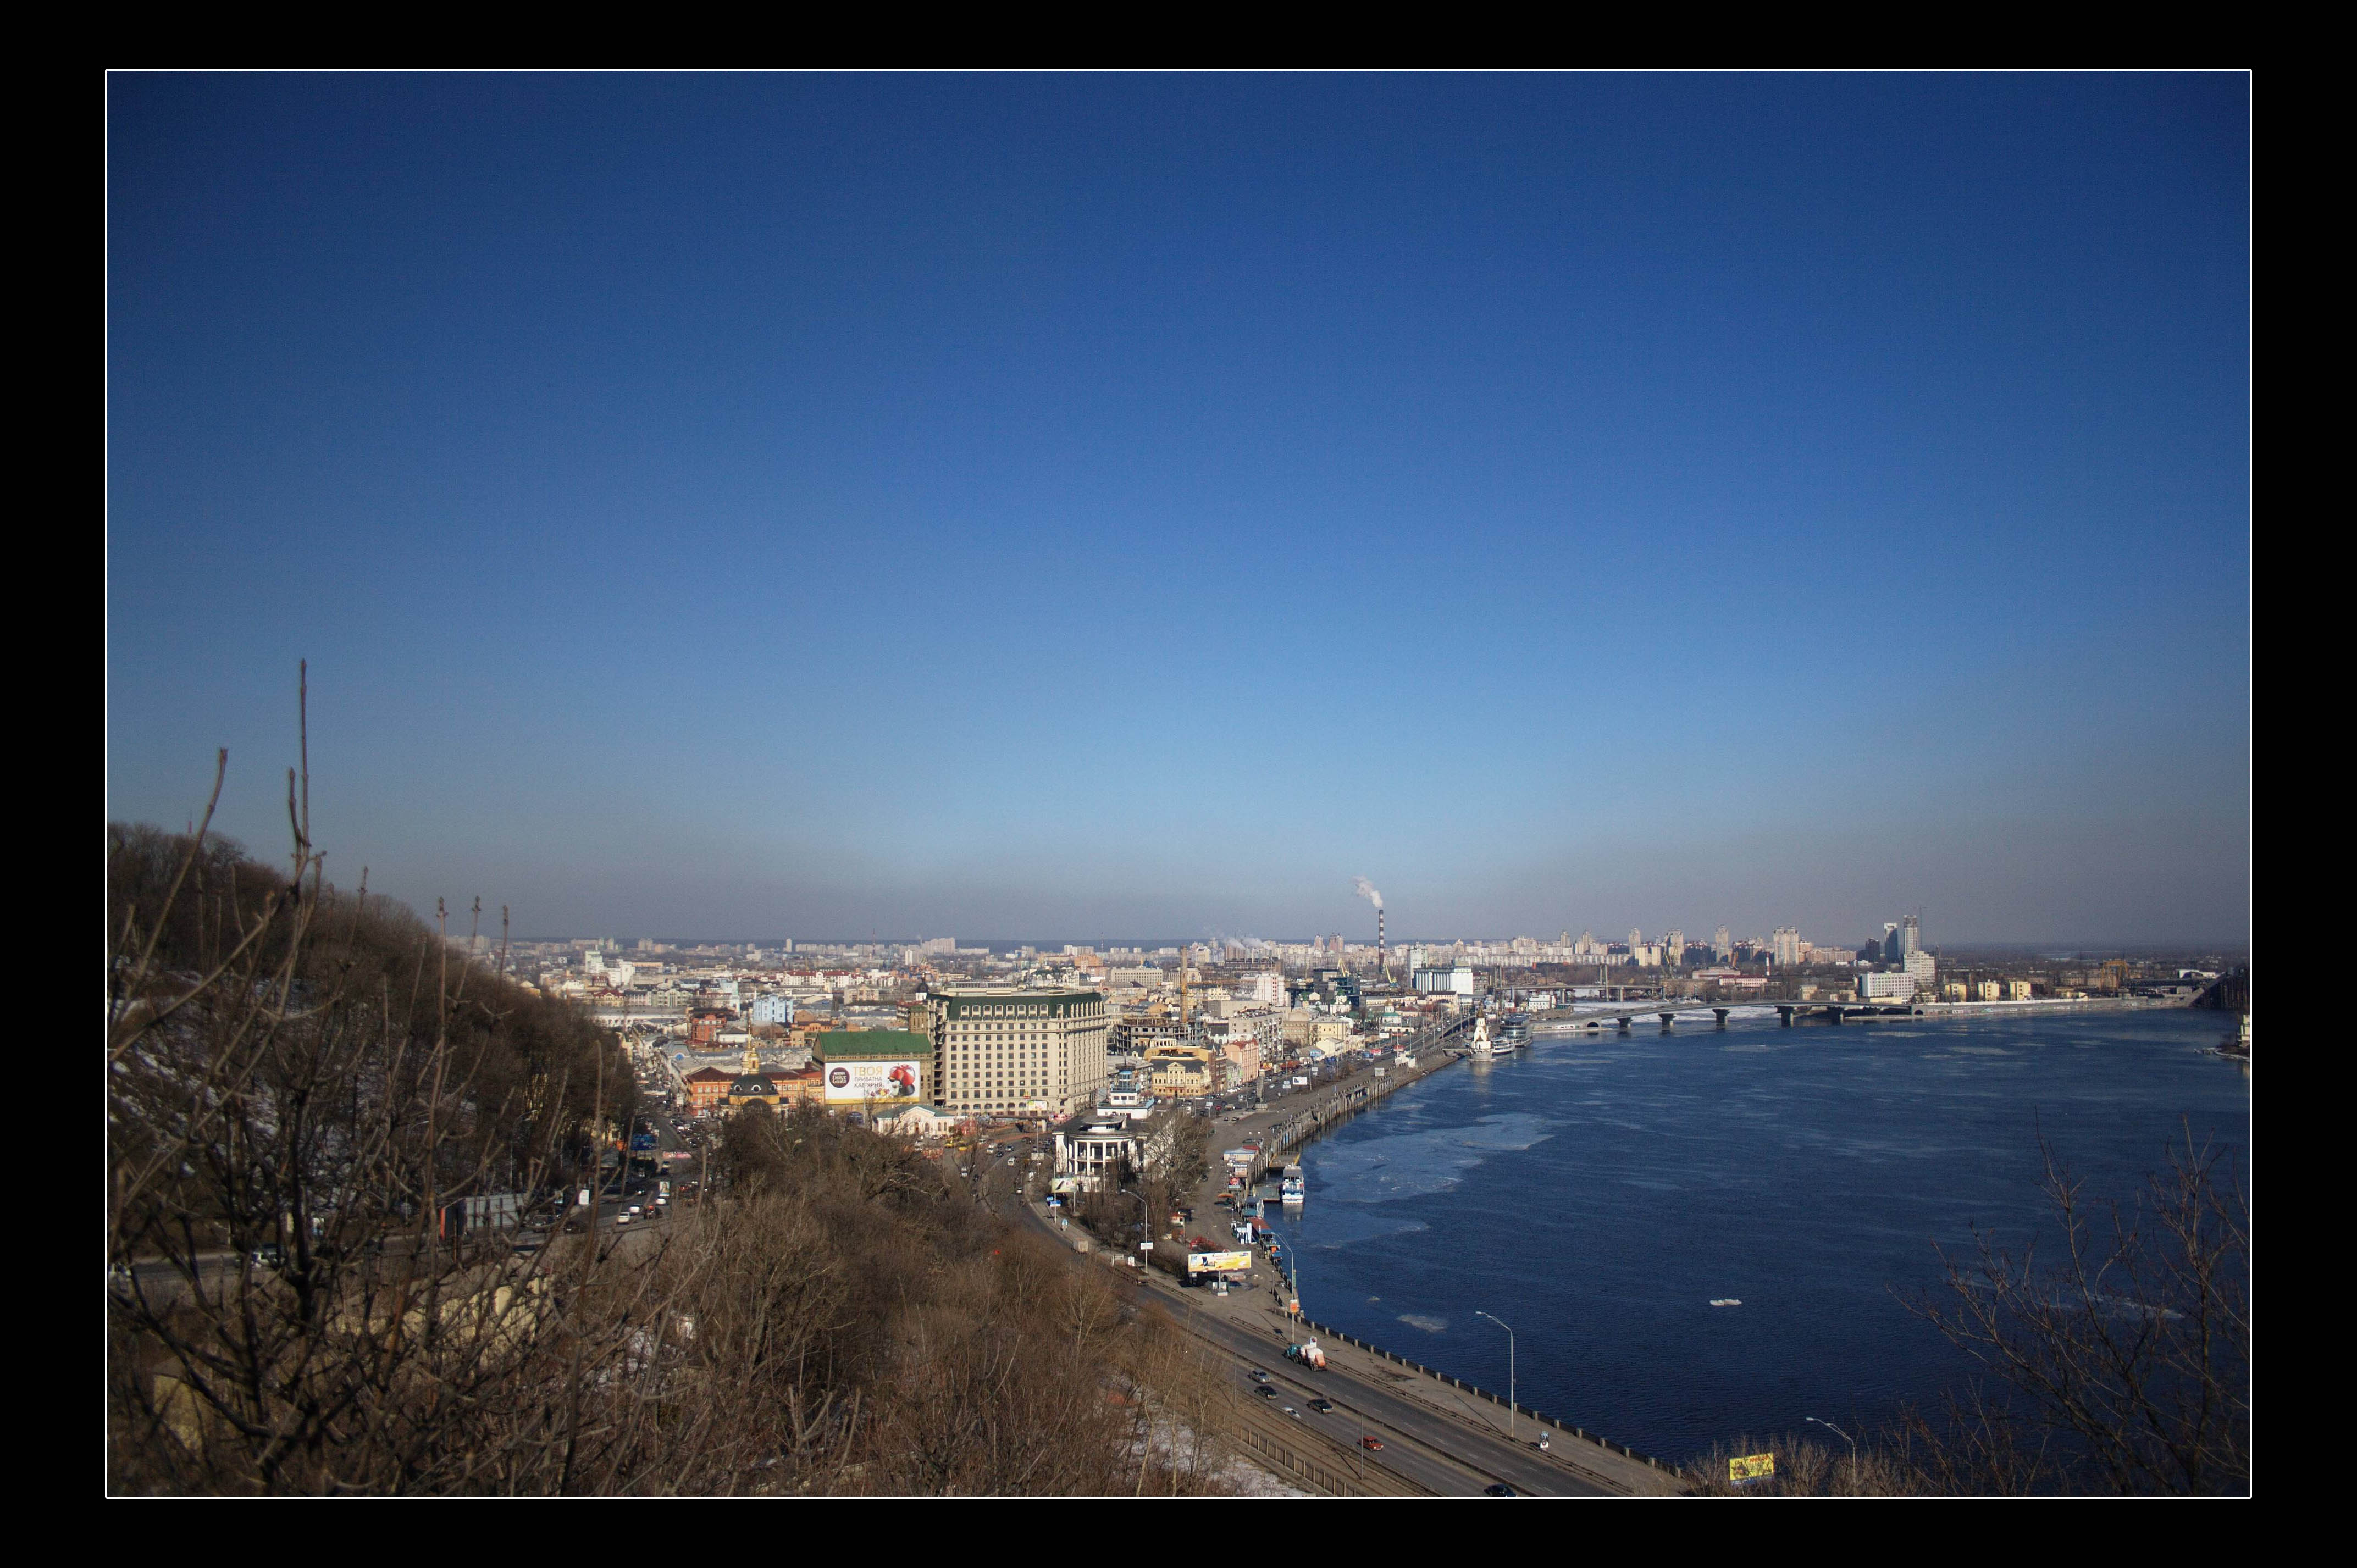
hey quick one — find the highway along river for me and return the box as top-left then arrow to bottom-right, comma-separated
1260,1007 -> 2245,1466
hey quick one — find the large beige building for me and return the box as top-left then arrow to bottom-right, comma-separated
926,987 -> 1111,1118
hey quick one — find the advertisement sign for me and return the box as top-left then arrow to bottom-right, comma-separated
824,1060 -> 922,1102
1187,1250 -> 1254,1275
1729,1453 -> 1775,1484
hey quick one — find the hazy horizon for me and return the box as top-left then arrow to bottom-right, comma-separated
107,74 -> 2250,949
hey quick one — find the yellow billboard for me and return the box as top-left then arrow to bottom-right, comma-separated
1729,1453 -> 1775,1483
1186,1250 -> 1254,1274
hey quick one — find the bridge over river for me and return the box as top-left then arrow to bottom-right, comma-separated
1532,1000 -> 1926,1031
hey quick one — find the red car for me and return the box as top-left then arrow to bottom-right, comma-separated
1360,1436 -> 1384,1451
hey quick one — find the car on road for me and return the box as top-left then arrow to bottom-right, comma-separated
1248,1370 -> 1270,1382
1281,1406 -> 1299,1419
1483,1483 -> 1518,1497
1359,1436 -> 1384,1451
1309,1398 -> 1335,1414
1256,1386 -> 1277,1399
248,1244 -> 284,1269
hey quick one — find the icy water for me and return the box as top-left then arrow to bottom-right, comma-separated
1262,1009 -> 2246,1465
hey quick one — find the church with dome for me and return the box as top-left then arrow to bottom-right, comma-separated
725,1045 -> 782,1110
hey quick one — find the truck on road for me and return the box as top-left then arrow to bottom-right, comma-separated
1286,1339 -> 1327,1370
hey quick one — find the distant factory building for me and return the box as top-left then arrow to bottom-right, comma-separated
1412,965 -> 1475,996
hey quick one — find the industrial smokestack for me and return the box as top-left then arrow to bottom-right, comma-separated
1353,877 -> 1386,977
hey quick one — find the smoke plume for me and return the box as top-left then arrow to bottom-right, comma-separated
1352,877 -> 1383,911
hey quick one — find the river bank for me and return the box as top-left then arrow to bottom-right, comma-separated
1260,1005 -> 2245,1465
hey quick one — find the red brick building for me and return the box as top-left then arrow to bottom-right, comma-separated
685,1066 -> 734,1115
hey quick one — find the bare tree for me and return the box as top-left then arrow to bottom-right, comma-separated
109,685 -> 1269,1495
1901,1125 -> 2249,1494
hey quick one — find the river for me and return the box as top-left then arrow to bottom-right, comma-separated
1259,1006 -> 2246,1464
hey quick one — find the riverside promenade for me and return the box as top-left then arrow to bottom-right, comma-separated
1231,1016 -> 1475,1185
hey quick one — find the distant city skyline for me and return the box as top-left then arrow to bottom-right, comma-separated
108,74 -> 2250,947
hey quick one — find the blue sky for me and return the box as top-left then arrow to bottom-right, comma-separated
106,74 -> 2249,945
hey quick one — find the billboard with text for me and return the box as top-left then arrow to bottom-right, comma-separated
825,1060 -> 923,1102
1187,1251 -> 1254,1275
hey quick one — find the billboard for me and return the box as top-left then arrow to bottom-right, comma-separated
1729,1453 -> 1775,1483
825,1060 -> 923,1103
1187,1250 -> 1254,1275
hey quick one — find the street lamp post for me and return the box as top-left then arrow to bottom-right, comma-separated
1805,1416 -> 1856,1462
1118,1187 -> 1150,1256
1475,1310 -> 1515,1442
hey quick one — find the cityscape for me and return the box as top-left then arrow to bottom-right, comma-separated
509,919 -> 2236,1125
107,71 -> 2250,1498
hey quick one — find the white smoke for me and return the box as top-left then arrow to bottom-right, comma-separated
1352,877 -> 1383,911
